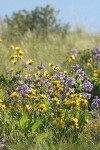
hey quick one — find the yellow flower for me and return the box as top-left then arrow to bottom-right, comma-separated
71,55 -> 75,60
78,93 -> 82,98
0,104 -> 6,109
54,90 -> 60,95
25,105 -> 32,112
12,60 -> 17,65
10,55 -> 15,59
0,99 -> 3,103
40,94 -> 47,99
75,123 -> 79,129
67,55 -> 75,63
15,47 -> 20,51
93,72 -> 98,77
70,117 -> 79,128
15,55 -> 18,58
19,50 -> 24,55
63,99 -> 70,106
10,92 -> 17,98
71,117 -> 78,124
52,66 -> 60,71
70,93 -> 76,98
71,99 -> 80,107
44,70 -> 49,78
10,44 -> 15,49
16,104 -> 22,110
67,57 -> 72,62
85,119 -> 89,123
33,95 -> 38,100
24,94 -> 30,98
66,92 -> 70,96
31,89 -> 37,95
57,109 -> 63,118
70,125 -> 74,129
56,118 -> 65,128
59,87 -> 63,91
51,113 -> 56,117
93,69 -> 98,77
54,80 -> 60,85
37,71 -> 40,76
0,38 -> 2,43
56,66 -> 60,71
54,97 -> 60,105
56,118 -> 63,125
10,68 -> 14,73
25,73 -> 31,78
17,55 -> 23,60
88,57 -> 93,62
0,89 -> 3,92
87,62 -> 91,66
38,104 -> 46,112
26,59 -> 33,65
48,62 -> 53,67
81,99 -> 88,105
63,70 -> 67,75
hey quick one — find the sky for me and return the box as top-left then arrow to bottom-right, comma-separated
0,0 -> 100,32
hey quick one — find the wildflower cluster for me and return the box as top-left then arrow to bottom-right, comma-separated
9,45 -> 33,73
0,41 -> 100,143
85,47 -> 100,77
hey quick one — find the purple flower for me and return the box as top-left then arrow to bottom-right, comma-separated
16,84 -> 29,97
16,81 -> 23,85
1,138 -> 5,143
59,74 -> 64,80
70,48 -> 77,56
36,64 -> 45,69
82,92 -> 91,99
25,76 -> 32,83
77,68 -> 84,76
66,77 -> 75,85
47,89 -> 53,94
0,138 -> 5,148
71,64 -> 79,72
82,80 -> 93,91
20,90 -> 25,97
91,97 -> 100,108
94,54 -> 100,59
20,84 -> 29,91
73,68 -> 85,80
83,76 -> 89,81
69,88 -> 75,93
94,47 -> 100,53
14,74 -> 21,79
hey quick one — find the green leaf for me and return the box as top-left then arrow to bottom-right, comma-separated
31,120 -> 41,134
4,111 -> 10,124
76,78 -> 82,84
84,111 -> 92,122
19,113 -> 28,129
76,112 -> 80,119
35,132 -> 49,143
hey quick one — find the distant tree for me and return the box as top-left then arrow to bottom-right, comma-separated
4,5 -> 70,37
5,10 -> 30,36
54,23 -> 71,37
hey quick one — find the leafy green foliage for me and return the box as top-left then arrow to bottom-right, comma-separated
4,5 -> 70,38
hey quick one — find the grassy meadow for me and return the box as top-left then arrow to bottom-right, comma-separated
0,27 -> 100,150
1,28 -> 100,70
